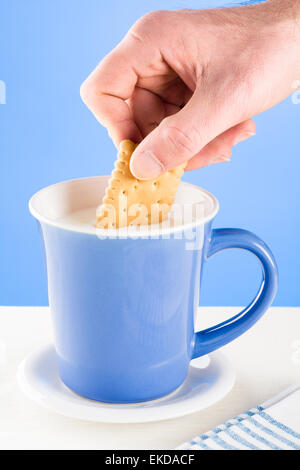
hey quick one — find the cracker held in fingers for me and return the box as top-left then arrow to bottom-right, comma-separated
96,140 -> 186,229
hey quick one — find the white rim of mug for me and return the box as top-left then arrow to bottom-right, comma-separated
29,176 -> 219,237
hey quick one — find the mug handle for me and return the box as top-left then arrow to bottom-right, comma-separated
192,228 -> 278,358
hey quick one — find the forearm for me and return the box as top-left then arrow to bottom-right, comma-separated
223,0 -> 300,89
266,0 -> 300,19
262,0 -> 300,80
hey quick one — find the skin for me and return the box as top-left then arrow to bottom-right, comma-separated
80,0 -> 300,179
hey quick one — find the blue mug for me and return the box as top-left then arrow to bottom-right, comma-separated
29,176 -> 278,403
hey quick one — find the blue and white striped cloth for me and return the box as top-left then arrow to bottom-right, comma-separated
178,385 -> 300,450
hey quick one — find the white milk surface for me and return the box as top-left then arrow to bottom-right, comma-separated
55,183 -> 218,236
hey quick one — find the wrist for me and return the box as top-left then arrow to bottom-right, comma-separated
262,0 -> 300,43
249,0 -> 300,78
268,0 -> 300,77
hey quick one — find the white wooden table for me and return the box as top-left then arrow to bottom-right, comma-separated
0,306 -> 299,450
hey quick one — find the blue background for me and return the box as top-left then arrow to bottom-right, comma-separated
1,0 -> 299,306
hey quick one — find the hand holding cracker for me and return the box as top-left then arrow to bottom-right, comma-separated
96,140 -> 186,229
77,7 -> 282,178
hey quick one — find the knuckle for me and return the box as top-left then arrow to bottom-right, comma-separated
80,80 -> 92,104
211,138 -> 232,159
221,146 -> 232,159
162,125 -> 196,156
134,10 -> 168,32
80,79 -> 102,108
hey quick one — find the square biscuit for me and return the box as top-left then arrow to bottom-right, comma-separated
96,140 -> 186,229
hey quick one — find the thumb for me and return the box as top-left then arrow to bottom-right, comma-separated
129,89 -> 227,180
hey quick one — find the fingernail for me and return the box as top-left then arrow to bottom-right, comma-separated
234,131 -> 256,145
130,151 -> 164,180
210,155 -> 231,165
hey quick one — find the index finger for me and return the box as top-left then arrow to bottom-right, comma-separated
80,35 -> 144,146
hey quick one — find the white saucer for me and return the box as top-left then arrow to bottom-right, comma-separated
17,345 -> 235,423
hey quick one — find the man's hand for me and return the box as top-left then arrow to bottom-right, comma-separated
80,1 -> 300,179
